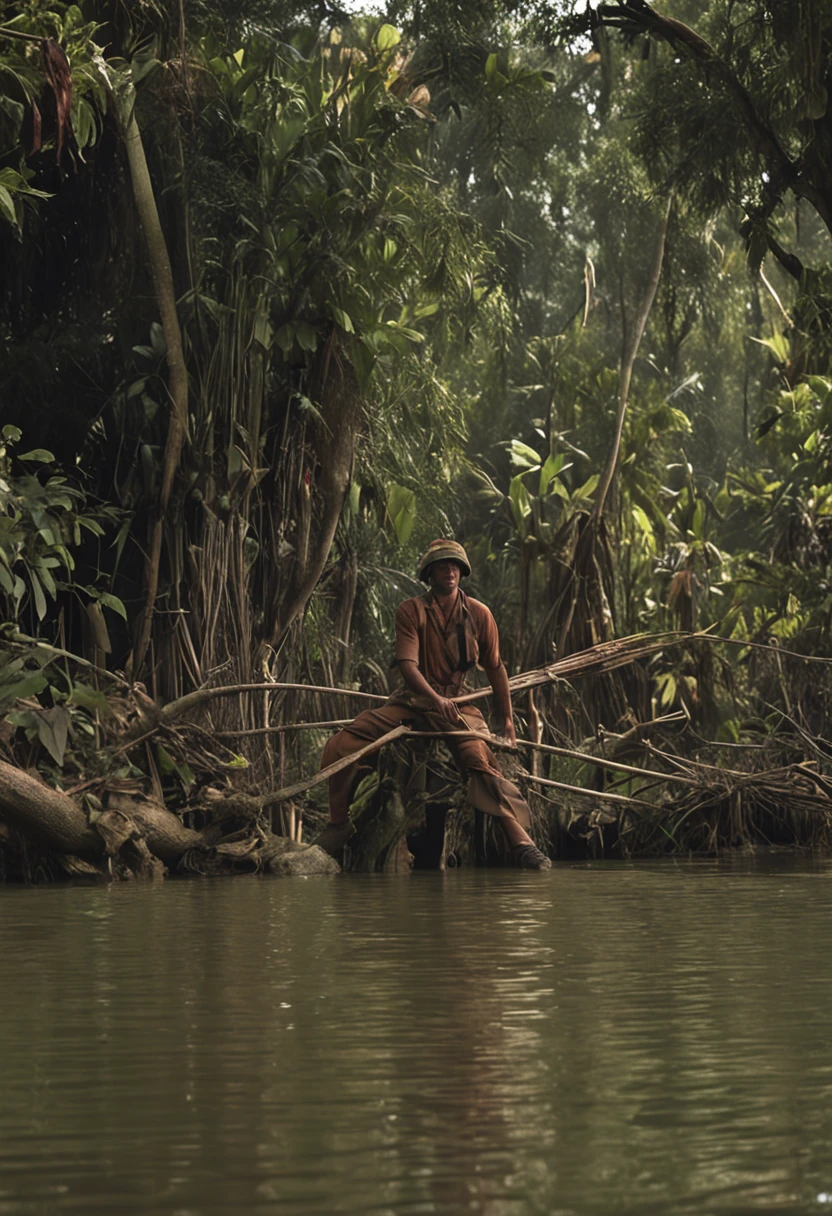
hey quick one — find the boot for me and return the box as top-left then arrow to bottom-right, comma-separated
511,843 -> 552,871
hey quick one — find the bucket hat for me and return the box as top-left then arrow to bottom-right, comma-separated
416,539 -> 472,582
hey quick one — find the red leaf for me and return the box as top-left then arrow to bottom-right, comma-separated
40,38 -> 72,161
29,100 -> 42,155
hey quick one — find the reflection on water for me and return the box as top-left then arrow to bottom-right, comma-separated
2,856 -> 832,1214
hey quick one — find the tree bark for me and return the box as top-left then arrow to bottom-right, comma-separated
592,195 -> 672,522
0,761 -> 103,856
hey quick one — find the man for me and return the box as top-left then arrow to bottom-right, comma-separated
316,539 -> 551,869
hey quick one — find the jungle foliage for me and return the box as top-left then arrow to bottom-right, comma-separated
1,0 -> 832,872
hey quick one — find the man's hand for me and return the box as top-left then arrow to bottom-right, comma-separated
500,718 -> 517,748
434,695 -> 463,725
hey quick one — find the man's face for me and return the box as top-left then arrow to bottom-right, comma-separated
428,559 -> 462,594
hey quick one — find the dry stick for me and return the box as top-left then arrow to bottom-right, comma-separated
523,773 -> 656,810
705,634 -> 832,666
216,709 -> 690,743
216,719 -> 353,738
515,739 -> 700,788
405,730 -> 699,790
455,630 -> 692,705
159,681 -> 386,725
260,724 -> 411,808
643,741 -> 758,780
0,26 -> 42,42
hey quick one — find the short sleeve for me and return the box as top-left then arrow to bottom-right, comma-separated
395,601 -> 420,664
475,604 -> 501,670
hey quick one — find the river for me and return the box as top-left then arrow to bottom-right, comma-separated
2,856 -> 832,1215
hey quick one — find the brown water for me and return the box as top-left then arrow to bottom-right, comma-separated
2,858 -> 832,1215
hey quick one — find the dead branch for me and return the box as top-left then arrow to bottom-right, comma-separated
260,724 -> 411,807
523,772 -> 656,809
216,720 -> 353,737
157,681 -> 386,729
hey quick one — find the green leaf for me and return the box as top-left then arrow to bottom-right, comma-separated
296,322 -> 318,352
149,322 -> 167,357
98,593 -> 127,621
5,708 -> 38,731
0,185 -> 18,229
375,23 -> 401,52
29,569 -> 46,621
508,439 -> 542,471
539,452 -> 566,496
37,565 -> 57,599
631,505 -> 655,541
656,672 -> 677,708
253,312 -> 272,349
18,449 -> 54,463
131,55 -> 161,85
573,474 -> 599,503
34,706 -> 69,767
224,754 -> 249,768
157,742 -> 194,788
275,324 -> 295,353
387,483 -> 416,545
78,518 -> 105,537
68,683 -> 112,717
332,307 -> 354,333
509,474 -> 532,537
0,673 -> 47,706
750,332 -> 789,364
156,743 -> 177,775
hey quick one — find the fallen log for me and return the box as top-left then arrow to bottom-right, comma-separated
0,760 -> 200,869
0,760 -> 103,858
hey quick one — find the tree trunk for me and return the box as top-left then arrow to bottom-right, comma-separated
593,195 -> 672,522
271,336 -> 362,643
121,104 -> 190,678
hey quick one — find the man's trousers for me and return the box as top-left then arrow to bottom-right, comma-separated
320,700 -> 531,828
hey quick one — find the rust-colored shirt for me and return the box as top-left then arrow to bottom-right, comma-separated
393,589 -> 501,696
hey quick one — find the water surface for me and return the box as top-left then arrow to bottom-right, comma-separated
2,856 -> 832,1214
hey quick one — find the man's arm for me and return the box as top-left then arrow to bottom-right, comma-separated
483,662 -> 516,746
398,660 -> 463,726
